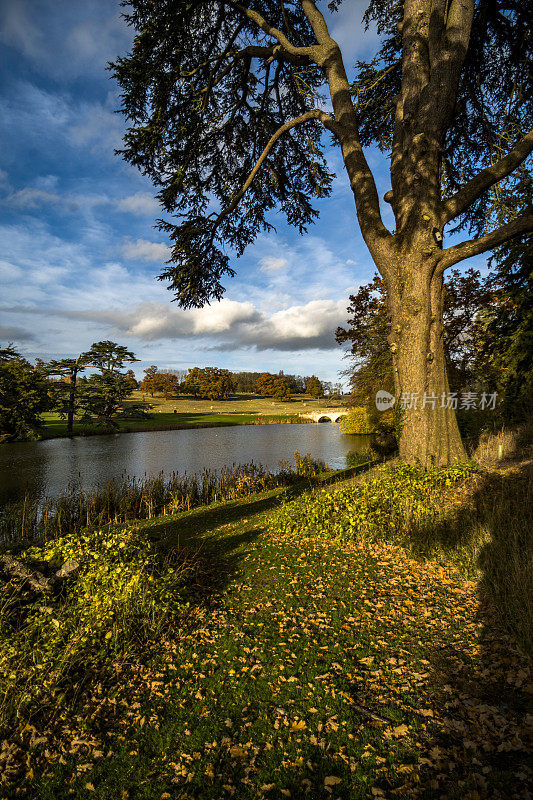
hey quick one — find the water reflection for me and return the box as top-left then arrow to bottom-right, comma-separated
0,424 -> 372,505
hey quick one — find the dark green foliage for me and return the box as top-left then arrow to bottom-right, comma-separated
76,341 -> 139,428
0,346 -> 49,441
45,354 -> 91,434
78,372 -> 134,428
84,340 -> 138,373
110,0 -> 532,309
475,180 -> 533,422
110,1 -> 334,307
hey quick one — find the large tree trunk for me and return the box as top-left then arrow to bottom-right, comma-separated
386,253 -> 466,465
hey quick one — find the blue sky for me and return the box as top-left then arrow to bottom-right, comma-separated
0,1 -> 485,384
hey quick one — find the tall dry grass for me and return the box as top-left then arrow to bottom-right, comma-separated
0,454 -> 326,550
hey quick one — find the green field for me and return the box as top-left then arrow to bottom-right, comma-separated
38,393 -> 344,440
39,411 -> 263,439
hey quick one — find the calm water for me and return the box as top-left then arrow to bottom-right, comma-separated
0,424 -> 371,505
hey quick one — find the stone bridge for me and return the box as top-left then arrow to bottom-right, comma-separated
299,409 -> 348,423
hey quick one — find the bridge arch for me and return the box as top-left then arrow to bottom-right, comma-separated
299,408 -> 348,423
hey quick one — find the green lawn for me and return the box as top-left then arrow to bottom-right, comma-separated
36,393 -> 346,440
3,463 -> 531,799
38,411 -> 264,439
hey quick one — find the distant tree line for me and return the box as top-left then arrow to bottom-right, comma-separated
140,367 -> 341,402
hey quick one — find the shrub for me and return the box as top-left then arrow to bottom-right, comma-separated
339,406 -> 374,434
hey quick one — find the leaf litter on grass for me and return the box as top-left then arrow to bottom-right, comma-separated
1,509 -> 532,799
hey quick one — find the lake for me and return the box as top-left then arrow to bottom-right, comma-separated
0,423 -> 372,505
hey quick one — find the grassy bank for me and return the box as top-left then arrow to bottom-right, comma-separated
38,411 -> 291,440
0,450 -> 531,798
36,393 -> 342,440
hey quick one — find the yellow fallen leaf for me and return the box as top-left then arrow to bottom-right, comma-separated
291,720 -> 306,730
229,745 -> 247,758
324,776 -> 342,787
392,724 -> 409,737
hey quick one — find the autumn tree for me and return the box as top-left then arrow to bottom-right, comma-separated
336,269 -> 494,409
306,375 -> 323,397
112,0 -> 533,465
255,373 -> 292,400
141,365 -> 159,396
156,371 -> 181,399
182,367 -> 235,399
124,369 -> 138,392
471,175 -> 533,422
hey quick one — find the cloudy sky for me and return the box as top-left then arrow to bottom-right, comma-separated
0,1 -> 484,383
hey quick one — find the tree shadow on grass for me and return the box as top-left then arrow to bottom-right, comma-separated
386,454 -> 533,798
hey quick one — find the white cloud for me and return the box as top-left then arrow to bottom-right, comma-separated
0,324 -> 35,342
124,299 -> 260,340
7,187 -> 61,208
68,100 -> 125,154
11,296 -> 344,353
122,239 -> 170,262
117,192 -> 160,216
0,260 -> 23,283
0,0 -> 132,81
259,256 -> 288,274
228,299 -> 346,351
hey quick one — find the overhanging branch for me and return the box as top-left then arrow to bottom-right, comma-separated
226,1 -> 320,61
211,109 -> 339,236
437,209 -> 533,274
443,127 -> 533,223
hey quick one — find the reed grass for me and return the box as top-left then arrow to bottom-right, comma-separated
0,453 -> 326,550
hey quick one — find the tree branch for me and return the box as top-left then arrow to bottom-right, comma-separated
227,1 -> 320,61
210,109 -> 339,236
442,127 -> 533,223
437,210 -> 533,273
300,0 -> 332,44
